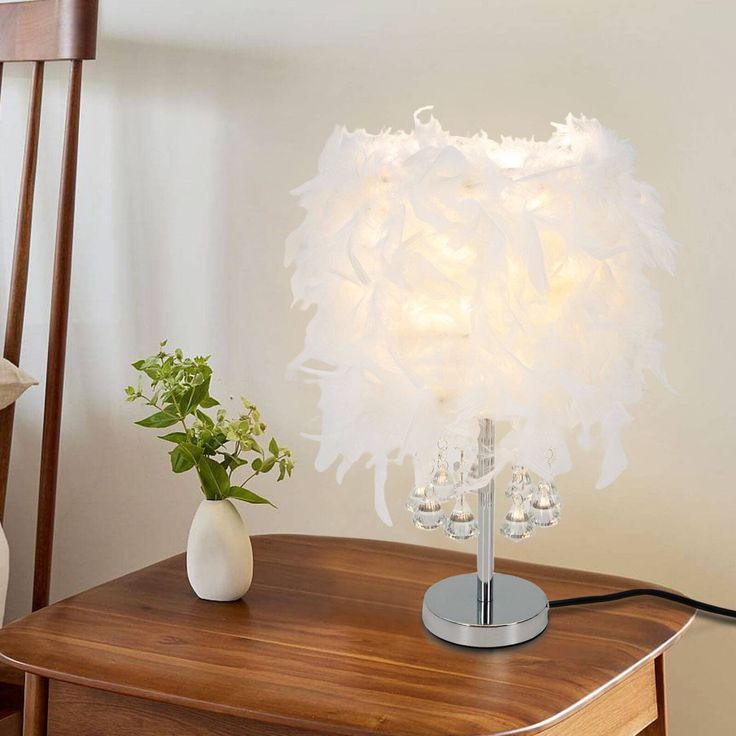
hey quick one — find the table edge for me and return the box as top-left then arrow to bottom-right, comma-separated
494,610 -> 694,735
0,535 -> 698,736
0,615 -> 694,736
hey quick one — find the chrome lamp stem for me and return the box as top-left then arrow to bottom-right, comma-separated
476,418 -> 495,616
421,416 -> 549,647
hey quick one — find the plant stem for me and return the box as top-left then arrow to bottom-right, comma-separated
141,392 -> 190,438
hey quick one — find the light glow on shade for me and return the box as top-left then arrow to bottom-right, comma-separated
286,110 -> 676,524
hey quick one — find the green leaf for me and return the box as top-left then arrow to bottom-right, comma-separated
251,458 -> 263,472
228,486 -> 277,508
171,386 -> 191,415
163,400 -> 179,415
188,375 -> 211,413
170,443 -> 202,473
260,456 -> 276,473
200,395 -> 219,408
131,359 -> 146,370
220,452 -> 247,470
177,376 -> 211,417
158,431 -> 188,444
268,437 -> 279,455
196,409 -> 214,427
203,431 -> 226,455
196,457 -> 230,500
135,411 -> 179,429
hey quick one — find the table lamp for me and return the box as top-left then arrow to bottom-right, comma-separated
286,109 -> 675,647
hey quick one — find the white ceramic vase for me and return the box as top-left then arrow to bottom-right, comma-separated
186,499 -> 253,601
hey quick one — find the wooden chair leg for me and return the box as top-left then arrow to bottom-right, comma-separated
22,676 -> 47,736
640,654 -> 667,735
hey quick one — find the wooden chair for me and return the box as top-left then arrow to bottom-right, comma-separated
0,0 -> 98,732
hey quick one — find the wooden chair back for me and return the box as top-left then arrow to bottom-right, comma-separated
0,0 -> 98,612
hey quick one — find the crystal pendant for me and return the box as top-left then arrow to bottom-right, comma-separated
431,464 -> 456,501
530,481 -> 561,527
506,464 -> 535,502
412,487 -> 445,530
444,493 -> 478,541
406,484 -> 428,512
431,439 -> 456,502
454,447 -> 472,494
500,492 -> 535,541
543,479 -> 561,507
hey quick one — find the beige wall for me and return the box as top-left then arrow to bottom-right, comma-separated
1,1 -> 734,732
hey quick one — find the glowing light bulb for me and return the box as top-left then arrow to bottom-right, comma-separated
406,484 -> 428,512
500,492 -> 535,541
430,438 -> 456,501
444,493 -> 478,541
412,487 -> 445,530
530,481 -> 561,527
431,465 -> 455,501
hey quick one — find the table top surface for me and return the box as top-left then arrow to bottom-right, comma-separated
0,535 -> 693,736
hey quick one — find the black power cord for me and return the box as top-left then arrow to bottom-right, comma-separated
550,588 -> 736,619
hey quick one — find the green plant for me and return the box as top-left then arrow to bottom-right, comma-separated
125,341 -> 293,506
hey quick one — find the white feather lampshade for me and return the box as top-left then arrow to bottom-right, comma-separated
286,109 -> 675,526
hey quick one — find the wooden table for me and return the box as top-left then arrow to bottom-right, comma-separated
0,535 -> 693,736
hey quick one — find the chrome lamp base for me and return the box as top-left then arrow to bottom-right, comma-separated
421,418 -> 549,648
422,573 -> 548,647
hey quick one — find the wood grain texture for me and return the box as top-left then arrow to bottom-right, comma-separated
45,663 -> 657,736
0,711 -> 21,736
32,58 -> 83,612
0,4 -> 96,728
0,60 -> 45,523
22,675 -> 46,736
48,681 -> 321,736
0,0 -> 97,529
0,0 -> 97,62
0,535 -> 693,736
640,656 -> 667,735
0,665 -> 24,690
0,682 -> 23,736
542,661 -> 656,736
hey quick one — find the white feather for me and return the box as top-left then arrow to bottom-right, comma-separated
287,112 -> 675,523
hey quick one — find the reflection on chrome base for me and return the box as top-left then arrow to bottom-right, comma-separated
422,572 -> 549,648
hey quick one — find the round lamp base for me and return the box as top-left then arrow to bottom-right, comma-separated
422,573 -> 549,648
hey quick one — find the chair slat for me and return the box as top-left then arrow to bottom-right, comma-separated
0,61 -> 46,524
33,59 -> 83,611
6,61 -> 45,367
0,0 -> 98,63
0,62 -> 5,525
